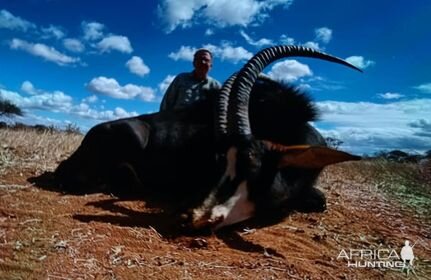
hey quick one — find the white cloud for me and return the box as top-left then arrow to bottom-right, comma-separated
0,9 -> 36,32
63,38 -> 85,53
96,35 -> 133,53
316,98 -> 431,154
345,56 -> 375,69
81,22 -> 134,55
414,83 -> 431,94
168,44 -> 252,64
267,59 -> 313,83
82,21 -> 105,41
113,107 -> 136,118
82,95 -> 98,103
169,43 -> 253,64
10,38 -> 80,66
314,27 -> 332,44
126,56 -> 150,77
87,76 -> 156,101
378,92 -> 404,100
205,29 -> 214,36
159,75 -> 176,94
203,0 -> 262,27
206,43 -> 253,63
71,104 -> 138,121
41,25 -> 65,39
240,30 -> 273,47
168,45 -> 196,61
0,84 -> 139,125
157,0 -> 198,32
278,29 -> 330,51
21,81 -> 39,95
279,34 -> 295,45
302,41 -> 321,51
158,0 -> 294,33
0,83 -> 73,112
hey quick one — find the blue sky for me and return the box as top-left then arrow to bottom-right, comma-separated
0,0 -> 430,155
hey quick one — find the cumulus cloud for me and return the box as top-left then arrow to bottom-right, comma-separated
87,76 -> 156,101
279,34 -> 295,45
278,29 -> 330,51
41,25 -> 65,39
9,38 -> 80,66
96,35 -> 133,53
0,83 -> 139,125
316,98 -> 431,154
240,30 -> 273,47
345,56 -> 375,70
378,92 -> 404,100
0,9 -> 36,32
169,44 -> 252,64
80,21 -> 134,54
414,83 -> 431,94
126,56 -> 150,77
71,104 -> 138,121
168,46 -> 196,61
63,38 -> 85,52
302,41 -> 322,51
202,0 -> 262,27
0,82 -> 73,112
206,43 -> 253,63
158,0 -> 294,33
21,81 -> 39,95
82,21 -> 105,41
267,59 -> 313,83
314,27 -> 332,44
82,95 -> 98,103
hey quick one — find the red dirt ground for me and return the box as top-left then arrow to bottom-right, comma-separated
1,160 -> 431,279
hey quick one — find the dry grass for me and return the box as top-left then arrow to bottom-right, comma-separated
1,129 -> 431,279
0,128 -> 82,175
327,159 -> 431,219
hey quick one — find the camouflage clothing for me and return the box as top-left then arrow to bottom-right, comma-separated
159,71 -> 221,111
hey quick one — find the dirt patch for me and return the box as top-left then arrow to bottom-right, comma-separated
1,130 -> 430,279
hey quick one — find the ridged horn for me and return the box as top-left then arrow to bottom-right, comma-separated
215,73 -> 237,139
227,45 -> 362,138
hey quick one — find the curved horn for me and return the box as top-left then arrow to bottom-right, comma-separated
227,45 -> 362,138
215,73 -> 237,139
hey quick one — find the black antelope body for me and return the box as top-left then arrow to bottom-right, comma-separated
54,45 -> 362,230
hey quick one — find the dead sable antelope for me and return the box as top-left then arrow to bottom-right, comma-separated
54,45 -> 362,230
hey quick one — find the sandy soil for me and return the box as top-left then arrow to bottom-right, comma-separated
1,143 -> 431,279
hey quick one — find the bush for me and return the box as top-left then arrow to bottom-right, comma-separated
374,150 -> 424,163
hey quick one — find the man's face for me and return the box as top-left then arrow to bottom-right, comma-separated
194,52 -> 212,75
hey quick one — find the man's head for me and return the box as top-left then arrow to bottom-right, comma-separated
193,49 -> 213,80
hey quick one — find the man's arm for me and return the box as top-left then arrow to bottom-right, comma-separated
159,76 -> 178,111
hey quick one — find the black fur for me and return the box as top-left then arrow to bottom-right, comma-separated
54,77 -> 327,225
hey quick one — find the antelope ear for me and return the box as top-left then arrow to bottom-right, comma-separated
263,142 -> 361,169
